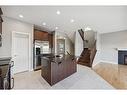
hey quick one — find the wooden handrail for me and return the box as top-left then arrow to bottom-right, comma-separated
66,51 -> 72,56
78,29 -> 85,48
0,8 -> 3,15
78,29 -> 85,41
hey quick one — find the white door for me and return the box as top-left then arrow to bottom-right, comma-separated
12,32 -> 29,74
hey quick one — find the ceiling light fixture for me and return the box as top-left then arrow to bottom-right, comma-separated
70,19 -> 74,23
56,10 -> 61,15
42,22 -> 46,26
55,27 -> 58,30
85,27 -> 92,31
19,14 -> 24,18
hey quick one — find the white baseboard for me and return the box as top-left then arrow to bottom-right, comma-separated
92,60 -> 118,68
100,60 -> 118,64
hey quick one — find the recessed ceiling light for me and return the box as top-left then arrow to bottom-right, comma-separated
55,27 -> 58,30
85,27 -> 92,31
70,19 -> 74,23
19,14 -> 24,18
56,10 -> 61,15
42,22 -> 46,26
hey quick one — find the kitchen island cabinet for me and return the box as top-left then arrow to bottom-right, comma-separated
41,55 -> 77,86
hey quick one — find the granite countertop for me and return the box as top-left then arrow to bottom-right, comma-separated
0,57 -> 11,66
0,57 -> 11,61
41,54 -> 75,63
41,54 -> 77,86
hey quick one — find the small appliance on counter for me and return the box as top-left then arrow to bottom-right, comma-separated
33,40 -> 51,70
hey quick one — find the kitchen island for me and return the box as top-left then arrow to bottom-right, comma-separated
41,54 -> 77,86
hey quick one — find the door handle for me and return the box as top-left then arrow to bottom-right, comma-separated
11,77 -> 14,89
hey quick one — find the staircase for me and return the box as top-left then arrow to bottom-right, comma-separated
77,42 -> 97,67
78,48 -> 91,67
77,29 -> 97,67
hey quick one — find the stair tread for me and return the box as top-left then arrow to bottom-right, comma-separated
78,46 -> 96,67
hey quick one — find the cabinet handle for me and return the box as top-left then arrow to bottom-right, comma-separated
3,78 -> 6,90
3,78 -> 9,90
11,77 -> 14,89
11,61 -> 14,67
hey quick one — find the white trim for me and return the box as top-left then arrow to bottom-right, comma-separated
11,31 -> 31,73
117,48 -> 127,51
100,60 -> 117,64
92,60 -> 117,68
92,60 -> 101,68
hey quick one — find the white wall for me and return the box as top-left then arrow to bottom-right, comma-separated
92,32 -> 101,67
65,37 -> 74,55
75,31 -> 83,57
0,17 -> 34,70
84,30 -> 96,48
100,30 -> 127,64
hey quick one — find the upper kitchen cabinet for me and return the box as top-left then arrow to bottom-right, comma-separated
0,8 -> 3,34
34,29 -> 48,41
0,19 -> 2,34
48,33 -> 53,48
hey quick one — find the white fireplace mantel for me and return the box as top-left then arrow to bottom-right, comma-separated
116,48 -> 127,51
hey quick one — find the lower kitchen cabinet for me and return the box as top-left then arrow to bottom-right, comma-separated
0,60 -> 14,90
41,55 -> 77,86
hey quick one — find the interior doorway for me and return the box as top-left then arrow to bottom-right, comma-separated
12,31 -> 30,74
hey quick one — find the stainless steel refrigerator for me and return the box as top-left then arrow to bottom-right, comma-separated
33,40 -> 50,70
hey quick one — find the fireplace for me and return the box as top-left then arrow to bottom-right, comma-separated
118,51 -> 127,65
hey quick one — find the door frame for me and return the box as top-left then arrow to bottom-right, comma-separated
11,31 -> 31,73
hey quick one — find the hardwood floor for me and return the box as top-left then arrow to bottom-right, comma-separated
93,62 -> 127,89
13,65 -> 114,89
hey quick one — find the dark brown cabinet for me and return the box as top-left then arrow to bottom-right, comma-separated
41,55 -> 77,86
34,29 -> 48,41
0,8 -> 3,34
34,29 -> 53,49
48,33 -> 53,48
0,21 -> 2,34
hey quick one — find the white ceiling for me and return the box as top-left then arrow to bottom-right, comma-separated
1,6 -> 127,41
